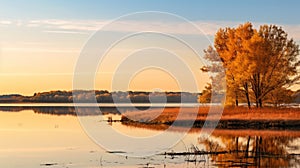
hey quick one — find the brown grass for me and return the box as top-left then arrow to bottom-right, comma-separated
122,107 -> 300,123
121,107 -> 300,135
220,107 -> 300,120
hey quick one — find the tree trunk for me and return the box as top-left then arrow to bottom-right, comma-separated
235,91 -> 239,107
246,93 -> 251,109
259,98 -> 263,108
252,74 -> 261,108
244,83 -> 251,109
252,75 -> 259,108
257,74 -> 261,108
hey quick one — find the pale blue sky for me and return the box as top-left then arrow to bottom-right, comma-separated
1,0 -> 299,24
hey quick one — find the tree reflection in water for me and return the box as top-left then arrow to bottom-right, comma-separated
199,135 -> 300,167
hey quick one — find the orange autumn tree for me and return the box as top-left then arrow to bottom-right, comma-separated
247,25 -> 299,107
213,23 -> 299,108
214,23 -> 255,108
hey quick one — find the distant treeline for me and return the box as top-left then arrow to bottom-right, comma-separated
0,90 -> 199,103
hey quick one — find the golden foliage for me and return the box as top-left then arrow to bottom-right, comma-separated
213,23 -> 300,108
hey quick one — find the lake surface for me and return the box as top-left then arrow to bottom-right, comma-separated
0,105 -> 299,167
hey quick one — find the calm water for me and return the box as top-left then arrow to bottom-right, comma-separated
0,105 -> 299,168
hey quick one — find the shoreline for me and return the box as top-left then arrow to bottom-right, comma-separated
121,118 -> 300,130
121,106 -> 300,130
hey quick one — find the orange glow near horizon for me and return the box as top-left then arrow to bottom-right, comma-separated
128,68 -> 180,92
0,29 -> 212,95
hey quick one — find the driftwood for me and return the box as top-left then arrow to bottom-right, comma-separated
163,150 -> 295,157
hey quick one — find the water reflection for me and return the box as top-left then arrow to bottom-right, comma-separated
0,106 -> 153,116
199,135 -> 300,167
0,106 -> 300,167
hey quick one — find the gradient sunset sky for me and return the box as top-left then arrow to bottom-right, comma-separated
0,0 -> 300,95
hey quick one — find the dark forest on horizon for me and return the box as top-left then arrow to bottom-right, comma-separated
0,90 -> 199,103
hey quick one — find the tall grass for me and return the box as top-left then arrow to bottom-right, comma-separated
122,107 -> 300,123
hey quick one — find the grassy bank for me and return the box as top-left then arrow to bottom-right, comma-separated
121,107 -> 300,130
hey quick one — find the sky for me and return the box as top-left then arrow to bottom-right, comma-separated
0,0 -> 300,95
